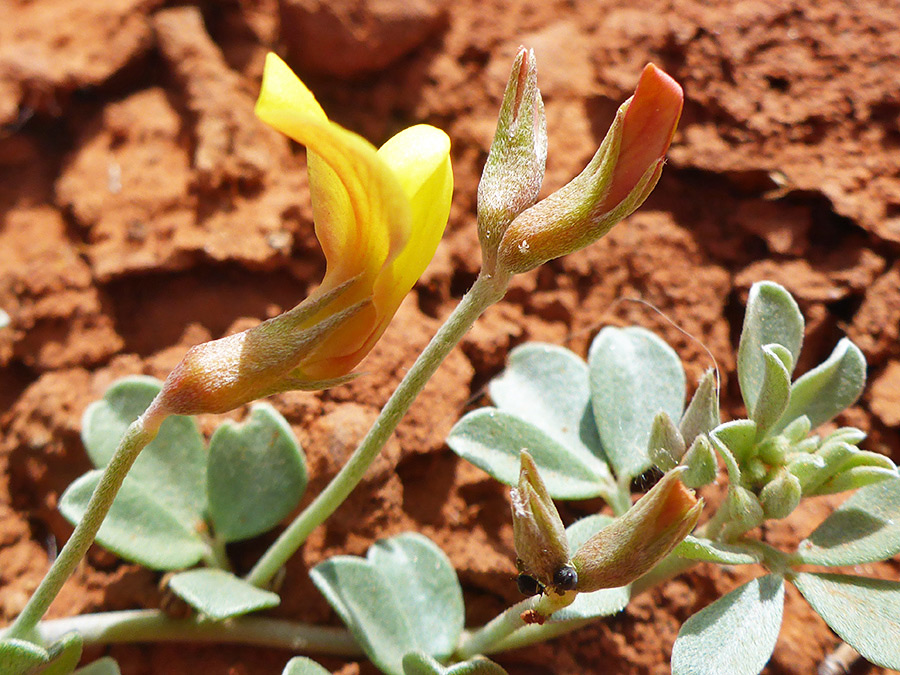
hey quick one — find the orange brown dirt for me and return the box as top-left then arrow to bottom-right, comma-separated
1,1 -> 899,674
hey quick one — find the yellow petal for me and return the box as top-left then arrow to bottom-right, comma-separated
255,52 -> 410,306
374,124 -> 453,319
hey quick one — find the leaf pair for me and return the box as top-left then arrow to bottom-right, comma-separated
60,377 -> 308,571
671,479 -> 900,674
447,327 -> 687,504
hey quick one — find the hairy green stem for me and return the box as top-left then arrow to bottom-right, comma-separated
0,610 -> 361,656
455,597 -> 535,660
7,401 -> 170,641
246,271 -> 511,587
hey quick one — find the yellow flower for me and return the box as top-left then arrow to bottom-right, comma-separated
157,53 -> 452,415
255,52 -> 454,381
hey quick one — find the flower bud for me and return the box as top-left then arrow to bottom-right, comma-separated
648,410 -> 686,471
571,468 -> 701,592
719,486 -> 765,541
157,280 -> 366,415
681,434 -> 717,488
679,369 -> 719,447
510,450 -> 570,590
781,415 -> 811,444
757,435 -> 790,466
759,468 -> 802,519
496,63 -> 683,274
478,47 -> 547,274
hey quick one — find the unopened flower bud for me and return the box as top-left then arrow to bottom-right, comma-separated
648,411 -> 685,471
681,434 -> 717,488
496,63 -> 683,274
158,280 -> 366,415
478,47 -> 547,274
571,468 -> 701,592
510,451 -> 570,590
759,468 -> 802,519
781,415 -> 811,444
719,486 -> 764,541
757,435 -> 790,466
679,369 -> 719,447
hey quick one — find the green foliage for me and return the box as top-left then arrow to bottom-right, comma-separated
281,657 -> 331,675
671,575 -> 785,675
311,533 -> 465,675
793,573 -> 900,669
72,658 -> 120,675
60,378 -> 308,572
166,569 -> 280,620
0,639 -> 49,675
401,653 -> 508,675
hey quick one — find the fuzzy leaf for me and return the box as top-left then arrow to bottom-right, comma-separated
60,470 -> 207,570
282,657 -> 331,675
795,479 -> 900,566
208,403 -> 307,543
672,575 -> 784,675
737,282 -> 803,414
553,515 -> 631,620
311,534 -> 464,675
447,409 -> 609,499
81,376 -> 206,527
679,369 -> 719,448
674,536 -> 761,565
793,573 -> 900,670
0,639 -> 49,674
41,632 -> 83,675
751,345 -> 791,436
73,658 -> 121,675
589,327 -> 686,479
167,569 -> 280,619
402,652 -> 509,675
489,343 -> 609,468
773,338 -> 866,434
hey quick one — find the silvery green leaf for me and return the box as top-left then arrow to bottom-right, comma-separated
74,658 -> 121,675
679,369 -> 719,448
772,338 -> 866,435
81,376 -> 206,527
751,345 -> 791,437
814,466 -> 900,496
60,470 -> 207,570
674,536 -> 761,565
589,327 -> 686,479
555,515 -> 630,620
489,343 -> 608,468
282,657 -> 330,675
672,575 -> 784,675
0,639 -> 49,674
167,569 -> 280,619
402,652 -> 509,675
311,534 -> 464,675
796,479 -> 900,566
207,403 -> 307,543
781,415 -> 811,443
793,573 -> 900,670
447,409 -> 610,500
41,632 -> 83,675
737,282 -> 803,414
710,419 -> 757,465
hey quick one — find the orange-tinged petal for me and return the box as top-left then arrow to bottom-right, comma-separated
601,63 -> 683,211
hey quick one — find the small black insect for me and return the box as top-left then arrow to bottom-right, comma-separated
516,573 -> 542,596
553,564 -> 578,591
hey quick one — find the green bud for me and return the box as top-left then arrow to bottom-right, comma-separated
744,457 -> 769,487
821,426 -> 866,448
571,469 -> 702,592
648,411 -> 686,471
712,419 -> 758,465
781,415 -> 811,443
791,436 -> 820,454
759,469 -> 802,519
720,486 -> 765,541
510,450 -> 569,590
681,435 -> 717,488
786,453 -> 826,489
477,47 -> 547,275
679,369 -> 720,447
757,435 -> 790,466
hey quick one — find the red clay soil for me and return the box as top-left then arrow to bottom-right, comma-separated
2,1 -> 899,673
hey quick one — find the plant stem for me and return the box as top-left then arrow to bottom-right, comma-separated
246,271 -> 511,587
6,400 -> 170,641
0,610 -> 361,657
455,597 -> 535,660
